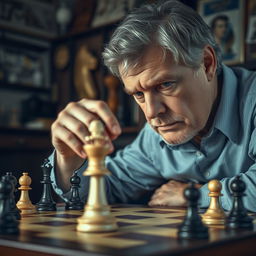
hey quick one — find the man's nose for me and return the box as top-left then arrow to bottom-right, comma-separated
145,94 -> 165,119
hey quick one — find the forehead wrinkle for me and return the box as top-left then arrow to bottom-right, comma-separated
123,67 -> 180,95
122,65 -> 153,92
140,68 -> 180,89
122,74 -> 144,95
121,47 -> 180,93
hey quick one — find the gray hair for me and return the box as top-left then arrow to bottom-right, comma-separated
102,0 -> 222,78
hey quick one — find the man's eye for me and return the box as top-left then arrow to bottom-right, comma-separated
159,81 -> 175,89
133,91 -> 144,99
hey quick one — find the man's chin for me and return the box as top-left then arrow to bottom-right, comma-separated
160,132 -> 197,146
149,124 -> 198,145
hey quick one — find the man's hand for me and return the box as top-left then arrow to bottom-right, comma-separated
52,98 -> 121,160
51,98 -> 121,190
148,180 -> 202,207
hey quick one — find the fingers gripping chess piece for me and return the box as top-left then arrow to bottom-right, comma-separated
85,119 -> 105,142
16,172 -> 37,215
202,180 -> 226,225
77,120 -> 118,232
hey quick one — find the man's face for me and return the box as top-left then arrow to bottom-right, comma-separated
213,19 -> 227,40
120,46 -> 217,145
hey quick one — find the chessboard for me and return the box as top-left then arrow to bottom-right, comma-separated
1,205 -> 256,256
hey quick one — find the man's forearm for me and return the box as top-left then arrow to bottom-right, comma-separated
55,153 -> 85,192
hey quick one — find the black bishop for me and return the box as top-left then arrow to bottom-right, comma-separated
37,159 -> 56,211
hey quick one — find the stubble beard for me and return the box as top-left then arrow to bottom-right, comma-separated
149,117 -> 198,146
160,128 -> 198,146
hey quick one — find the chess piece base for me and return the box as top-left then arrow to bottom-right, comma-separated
177,223 -> 209,239
202,216 -> 225,225
226,216 -> 253,229
77,222 -> 118,233
37,204 -> 57,212
17,201 -> 37,215
77,205 -> 118,232
66,202 -> 84,211
0,214 -> 19,234
202,209 -> 226,225
18,207 -> 37,215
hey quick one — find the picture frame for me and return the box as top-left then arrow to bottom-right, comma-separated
246,0 -> 256,62
0,0 -> 57,38
91,0 -> 136,28
198,0 -> 245,65
0,43 -> 51,89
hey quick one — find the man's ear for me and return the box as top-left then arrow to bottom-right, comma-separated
203,45 -> 217,82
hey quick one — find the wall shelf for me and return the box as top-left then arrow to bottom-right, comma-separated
0,83 -> 51,93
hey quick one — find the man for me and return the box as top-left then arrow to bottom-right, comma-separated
49,0 -> 256,211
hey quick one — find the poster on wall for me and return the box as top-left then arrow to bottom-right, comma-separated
246,0 -> 256,61
92,0 -> 136,27
0,46 -> 50,88
0,0 -> 57,38
198,0 -> 244,65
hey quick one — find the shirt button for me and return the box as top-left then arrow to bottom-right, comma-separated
196,151 -> 202,157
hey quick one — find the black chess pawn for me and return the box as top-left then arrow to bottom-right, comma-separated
177,182 -> 209,239
65,172 -> 84,210
4,172 -> 21,220
0,176 -> 19,234
37,159 -> 56,211
225,176 -> 253,229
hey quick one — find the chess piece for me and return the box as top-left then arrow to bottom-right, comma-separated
225,176 -> 253,229
202,180 -> 226,225
177,182 -> 209,239
104,74 -> 119,114
4,172 -> 21,220
16,172 -> 37,215
65,172 -> 84,210
77,120 -> 118,232
0,176 -> 19,234
37,159 -> 56,211
74,46 -> 98,100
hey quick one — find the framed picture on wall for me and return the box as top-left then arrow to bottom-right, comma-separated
0,0 -> 57,38
198,0 -> 245,65
91,0 -> 136,28
246,0 -> 256,62
0,45 -> 50,89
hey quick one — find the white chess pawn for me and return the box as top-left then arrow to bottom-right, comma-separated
16,172 -> 37,215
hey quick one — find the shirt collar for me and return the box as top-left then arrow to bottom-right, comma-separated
213,64 -> 239,144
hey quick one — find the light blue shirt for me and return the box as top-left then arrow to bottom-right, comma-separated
49,64 -> 256,211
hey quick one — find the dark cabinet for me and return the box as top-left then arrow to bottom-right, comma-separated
0,128 -> 53,203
